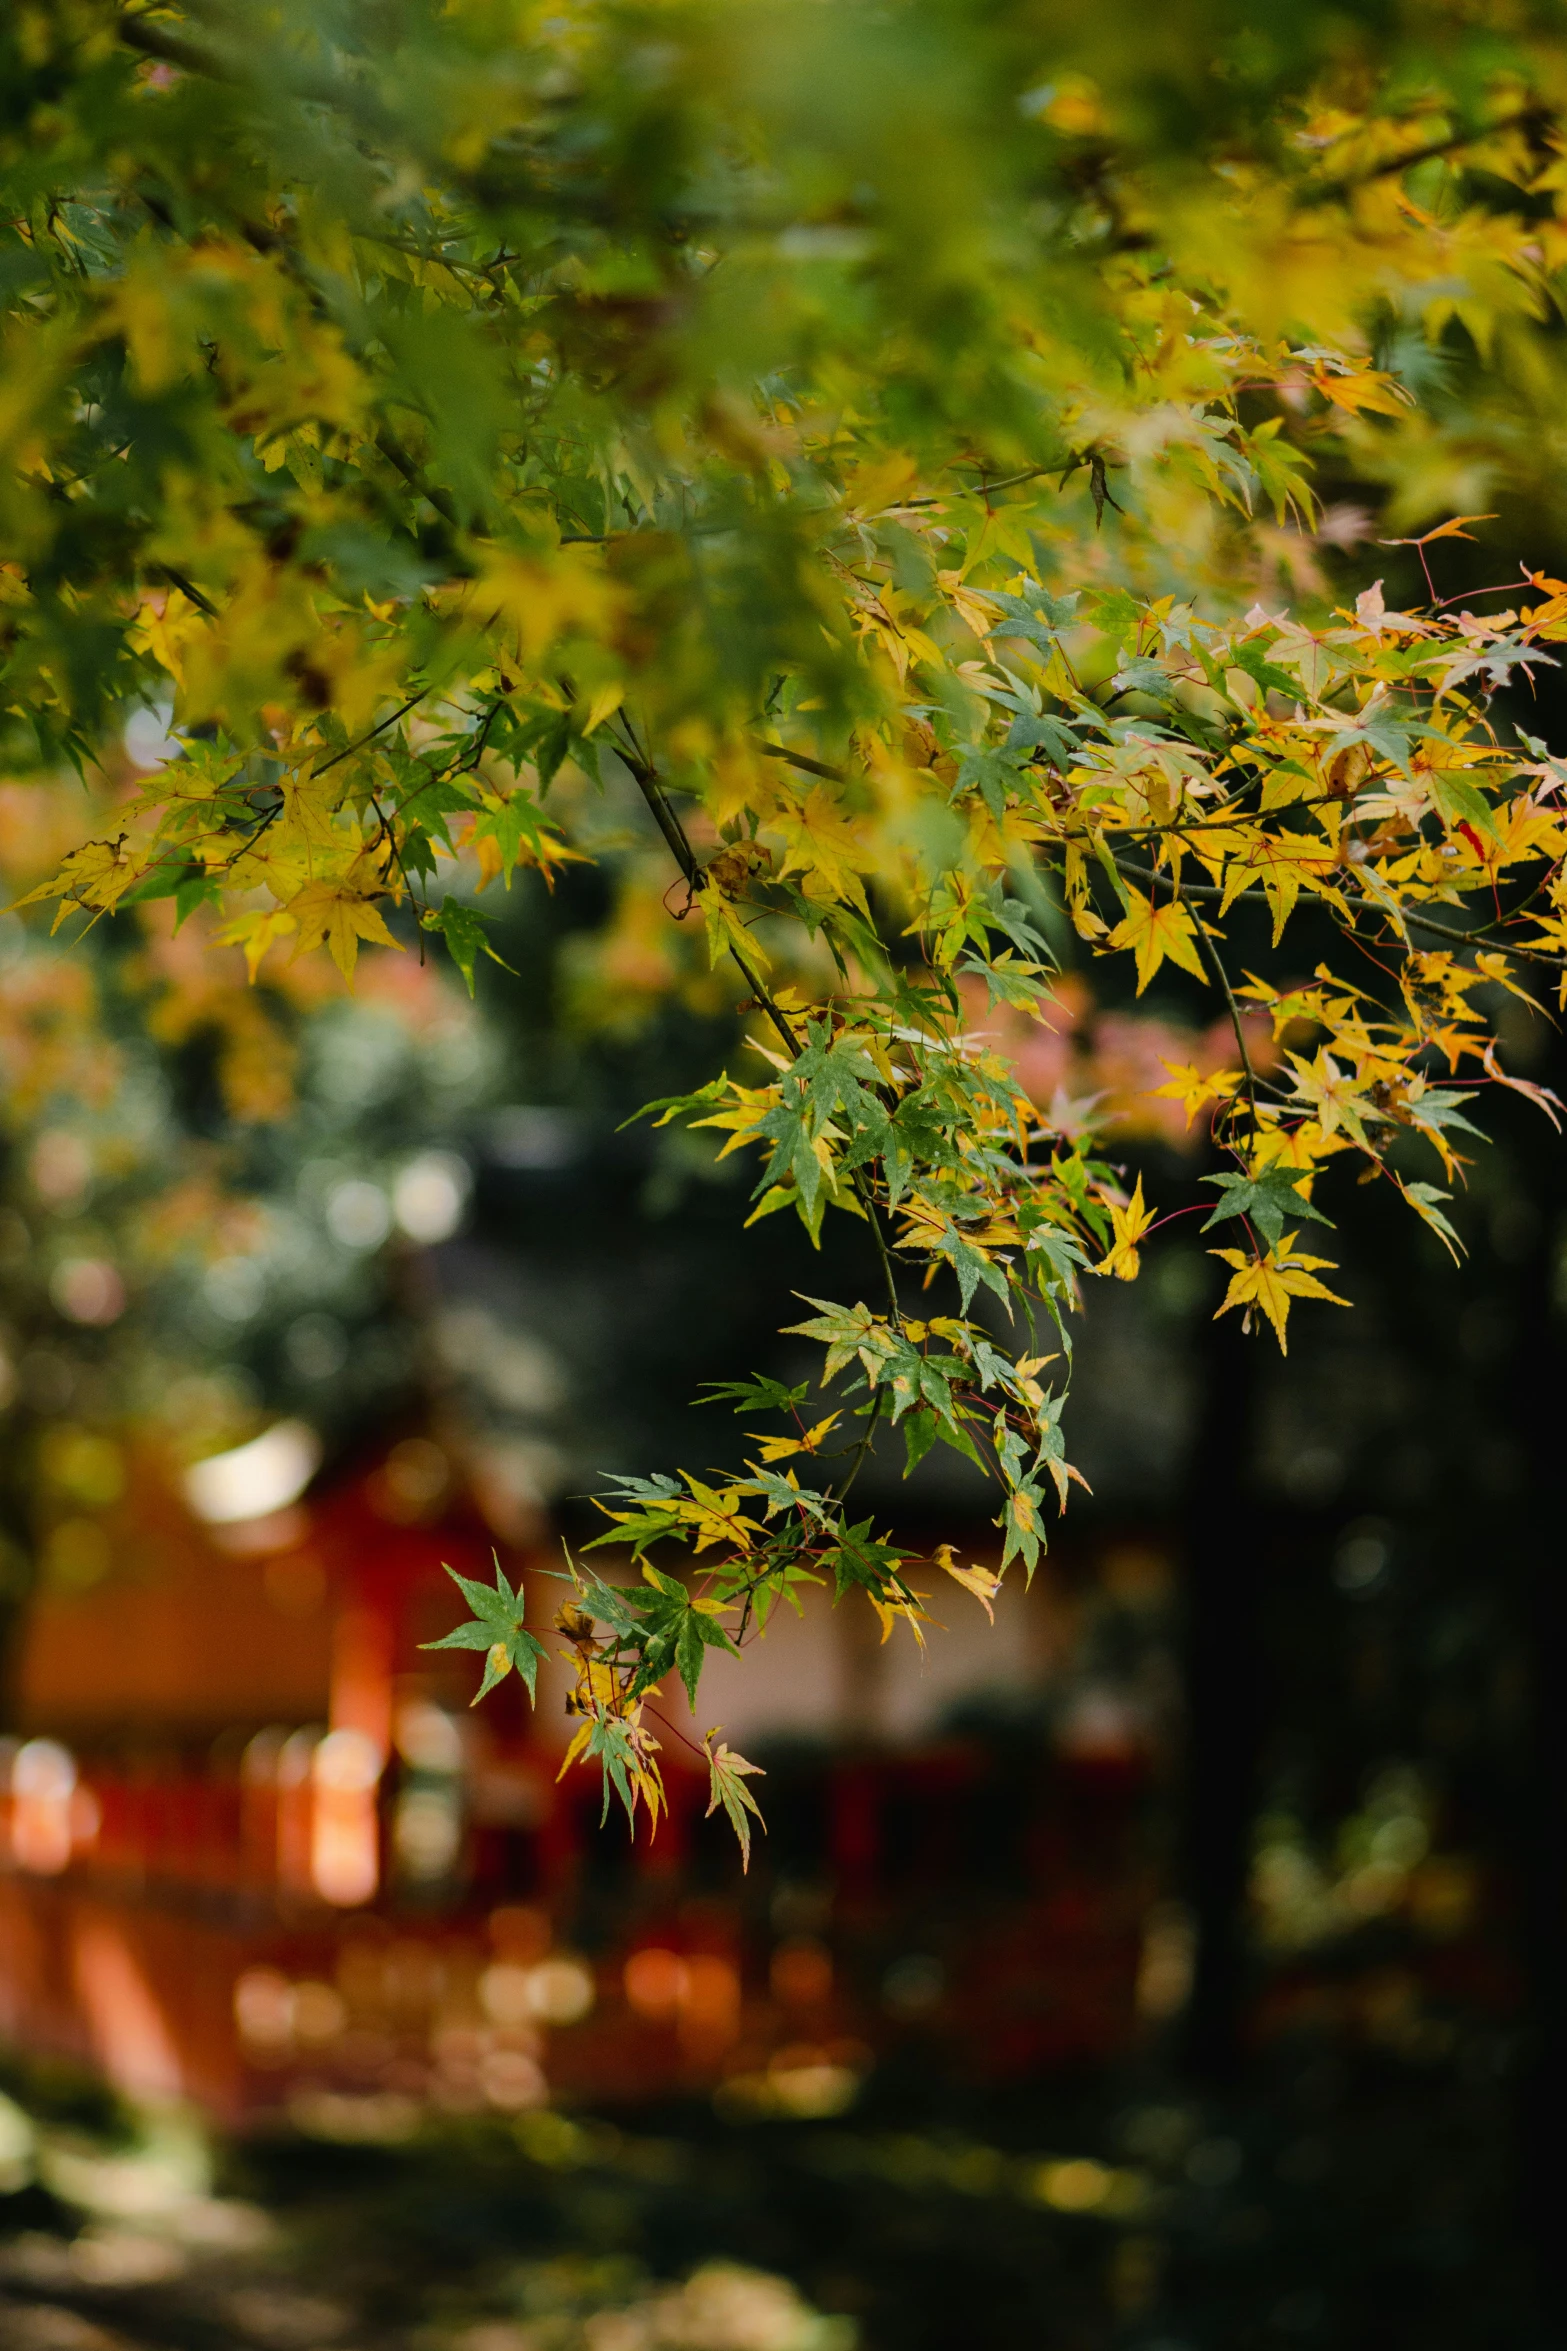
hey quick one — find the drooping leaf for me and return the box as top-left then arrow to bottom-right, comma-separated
704,1734 -> 766,1871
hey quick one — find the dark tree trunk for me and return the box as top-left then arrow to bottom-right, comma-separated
1179,1285 -> 1264,2086
1508,1153 -> 1567,2336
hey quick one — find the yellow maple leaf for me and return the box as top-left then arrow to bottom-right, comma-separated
1106,889 -> 1207,993
1154,1060 -> 1242,1126
215,905 -> 298,982
746,1413 -> 840,1461
1011,1352 -> 1058,1412
673,1473 -> 757,1555
1285,1047 -> 1373,1146
868,1590 -> 932,1648
933,1543 -> 1002,1622
10,837 -> 144,929
1310,364 -> 1414,418
275,771 -> 346,861
1473,950 -> 1545,1013
1095,1173 -> 1155,1280
579,678 -> 625,736
936,568 -> 1001,639
473,546 -> 618,661
769,785 -> 873,913
695,876 -> 771,973
132,587 -> 209,687
473,830 -> 505,892
286,879 -> 401,984
1210,1233 -> 1349,1352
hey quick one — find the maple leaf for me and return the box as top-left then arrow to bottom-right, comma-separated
694,876 -> 772,975
1210,1235 -> 1350,1353
1106,889 -> 1208,993
1310,364 -> 1413,418
469,790 -> 585,889
422,1556 -> 547,1703
276,771 -> 345,856
701,1373 -> 811,1415
579,678 -> 625,736
216,905 -> 297,981
1284,1048 -> 1374,1146
999,1480 -> 1046,1575
1202,1164 -> 1335,1250
1154,1061 -> 1242,1127
1094,1174 -> 1155,1280
1472,952 -> 1545,1015
783,1297 -> 890,1382
869,1590 -> 933,1647
770,784 -> 873,913
1481,1039 -> 1563,1131
704,1732 -> 766,1870
423,896 -> 516,996
10,838 -> 145,930
1397,1180 -> 1465,1263
746,1412 -> 841,1461
560,1708 -> 668,1832
286,879 -> 401,984
933,1543 -> 1002,1621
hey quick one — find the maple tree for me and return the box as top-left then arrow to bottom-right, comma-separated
7,0 -> 1567,1844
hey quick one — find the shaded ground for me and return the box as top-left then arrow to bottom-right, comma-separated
0,2030 -> 1535,2351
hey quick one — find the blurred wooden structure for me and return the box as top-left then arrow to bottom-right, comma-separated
1,1433 -> 1151,2126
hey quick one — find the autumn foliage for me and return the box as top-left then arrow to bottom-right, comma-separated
6,0 -> 1567,1838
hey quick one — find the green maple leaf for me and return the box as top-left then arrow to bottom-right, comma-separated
616,1564 -> 740,1706
676,1604 -> 739,1706
1201,1166 -> 1335,1250
422,1553 -> 547,1704
423,897 -> 516,997
697,1373 -> 809,1416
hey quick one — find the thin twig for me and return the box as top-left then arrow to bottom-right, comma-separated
857,1184 -> 906,1326
309,688 -> 430,779
642,1701 -> 712,1764
617,723 -> 904,1323
368,789 -> 422,944
958,462 -> 1056,498
832,1385 -> 887,1507
617,735 -> 804,1061
1159,867 -> 1261,1134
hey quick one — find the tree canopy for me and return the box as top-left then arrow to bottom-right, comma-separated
7,0 -> 1567,1840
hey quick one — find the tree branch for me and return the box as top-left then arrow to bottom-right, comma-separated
1311,105 -> 1549,201
148,563 -> 220,618
309,688 -> 431,780
615,737 -> 804,1062
1116,854 -> 1564,966
1148,864 -> 1261,1135
754,738 -> 847,784
618,729 -> 905,1323
117,12 -> 225,78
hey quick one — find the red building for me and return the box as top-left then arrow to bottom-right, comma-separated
1,1425 -> 1153,2130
